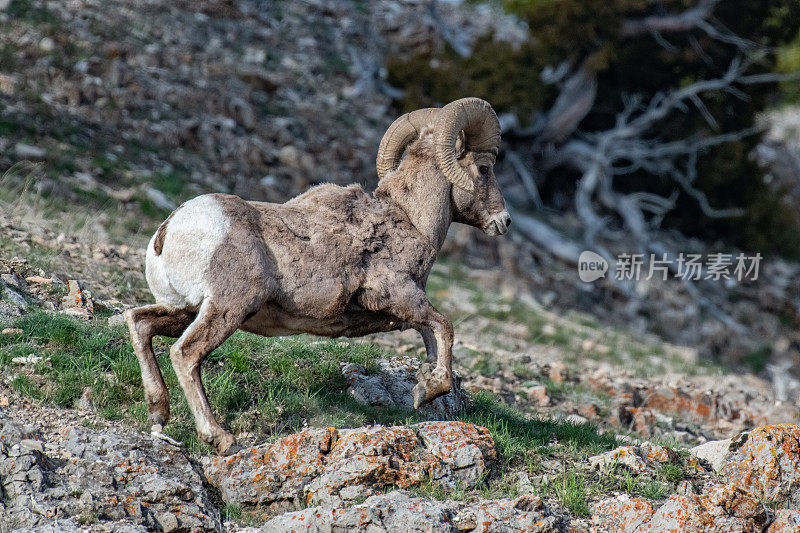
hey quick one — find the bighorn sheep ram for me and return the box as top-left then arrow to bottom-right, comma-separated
125,97 -> 511,455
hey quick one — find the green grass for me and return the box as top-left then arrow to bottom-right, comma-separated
0,312 -> 618,461
0,309 -> 687,517
544,468 -> 591,516
462,392 -> 618,463
411,477 -> 471,501
0,310 -> 422,452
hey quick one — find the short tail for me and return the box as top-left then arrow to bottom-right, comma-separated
152,211 -> 175,256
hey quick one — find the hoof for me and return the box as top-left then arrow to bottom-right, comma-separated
215,433 -> 241,456
147,412 -> 168,428
413,363 -> 452,409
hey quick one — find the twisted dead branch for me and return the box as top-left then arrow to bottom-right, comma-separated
499,1 -> 798,334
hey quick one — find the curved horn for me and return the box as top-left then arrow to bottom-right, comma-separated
433,97 -> 501,192
376,108 -> 440,180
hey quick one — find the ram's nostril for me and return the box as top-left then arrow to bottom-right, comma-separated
504,214 -> 512,227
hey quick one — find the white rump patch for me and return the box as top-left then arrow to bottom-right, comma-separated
145,195 -> 230,308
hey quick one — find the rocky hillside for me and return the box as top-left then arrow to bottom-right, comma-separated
3,0 -> 800,531
2,230 -> 800,531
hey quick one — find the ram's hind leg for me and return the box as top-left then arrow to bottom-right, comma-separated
169,300 -> 247,455
125,305 -> 195,429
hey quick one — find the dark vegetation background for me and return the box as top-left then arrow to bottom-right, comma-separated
388,0 -> 800,256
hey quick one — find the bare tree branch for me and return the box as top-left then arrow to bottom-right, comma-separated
538,64 -> 598,144
621,0 -> 721,37
427,0 -> 471,57
506,150 -> 544,209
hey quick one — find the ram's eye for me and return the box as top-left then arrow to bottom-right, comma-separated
479,165 -> 490,177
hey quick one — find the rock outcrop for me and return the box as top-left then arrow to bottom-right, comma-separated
588,443 -> 677,474
261,491 -> 561,533
0,410 -> 221,532
202,421 -> 496,516
592,424 -> 800,533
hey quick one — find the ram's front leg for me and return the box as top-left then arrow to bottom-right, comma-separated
412,308 -> 454,408
367,283 -> 454,408
401,297 -> 454,407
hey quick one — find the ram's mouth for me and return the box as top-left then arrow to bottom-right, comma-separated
484,219 -> 508,236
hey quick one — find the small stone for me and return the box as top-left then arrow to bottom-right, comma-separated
25,276 -> 53,285
39,37 -> 55,51
566,414 -> 588,424
3,286 -> 28,309
595,344 -> 611,355
143,186 -> 177,210
20,439 -> 44,453
690,437 -> 732,473
279,145 -> 301,167
2,271 -> 28,291
14,143 -> 46,159
517,471 -> 534,494
548,361 -> 568,383
107,313 -> 126,326
155,511 -> 180,532
11,354 -> 42,365
77,388 -> 93,411
61,280 -> 93,318
589,444 -> 676,474
1,327 -> 23,335
524,385 -> 549,407
63,307 -> 92,319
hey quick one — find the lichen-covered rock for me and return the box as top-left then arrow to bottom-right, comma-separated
690,437 -> 733,472
720,424 -> 800,508
60,279 -> 93,319
305,426 -> 431,506
637,489 -> 769,533
202,427 -> 335,514
592,495 -> 654,533
416,420 -> 497,486
202,422 -> 496,515
0,412 -> 221,532
589,443 -> 676,474
260,491 -> 560,533
767,509 -> 800,532
261,490 -> 454,532
454,494 -> 560,533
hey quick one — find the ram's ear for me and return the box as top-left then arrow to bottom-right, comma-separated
455,132 -> 466,159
